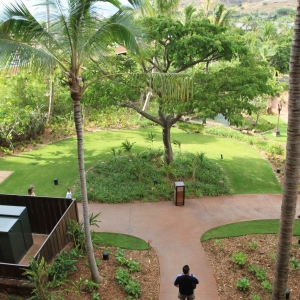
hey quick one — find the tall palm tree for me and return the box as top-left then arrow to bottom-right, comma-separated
0,0 -> 139,283
271,1 -> 300,298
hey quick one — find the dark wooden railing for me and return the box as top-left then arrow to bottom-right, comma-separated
0,194 -> 79,280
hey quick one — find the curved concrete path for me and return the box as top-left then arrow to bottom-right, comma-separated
77,194 -> 300,299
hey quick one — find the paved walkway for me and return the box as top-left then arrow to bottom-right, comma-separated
77,194 -> 300,299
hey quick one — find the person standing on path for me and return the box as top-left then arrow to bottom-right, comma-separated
174,265 -> 199,300
28,185 -> 36,196
66,188 -> 72,199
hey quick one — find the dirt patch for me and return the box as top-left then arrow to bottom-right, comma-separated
202,234 -> 300,299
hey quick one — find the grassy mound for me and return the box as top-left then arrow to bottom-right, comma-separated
73,150 -> 233,203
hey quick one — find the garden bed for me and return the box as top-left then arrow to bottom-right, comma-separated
202,234 -> 300,299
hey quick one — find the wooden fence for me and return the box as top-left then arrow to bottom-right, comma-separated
0,194 -> 79,280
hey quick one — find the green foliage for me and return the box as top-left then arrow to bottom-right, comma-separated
248,241 -> 259,250
116,268 -> 141,298
176,121 -> 204,133
261,280 -> 272,292
172,139 -> 182,153
48,250 -> 79,285
203,125 -> 284,156
121,139 -> 135,152
116,267 -> 131,285
213,239 -> 224,251
236,278 -> 250,291
290,257 -> 300,270
232,252 -> 247,266
145,132 -> 156,149
252,294 -> 260,300
91,292 -> 101,300
84,279 -> 99,292
248,265 -> 266,281
269,252 -> 277,260
115,248 -> 142,272
73,150 -> 232,202
276,8 -> 295,16
67,213 -> 101,251
22,257 -> 64,300
115,248 -> 142,298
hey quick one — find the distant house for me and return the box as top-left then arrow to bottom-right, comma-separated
115,46 -> 127,55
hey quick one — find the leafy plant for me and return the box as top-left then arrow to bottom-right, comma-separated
213,239 -> 224,251
116,267 -> 131,286
146,132 -> 156,149
91,292 -> 101,300
48,250 -> 79,285
269,252 -> 276,260
290,257 -> 300,270
232,252 -> 247,266
84,279 -> 99,292
248,241 -> 258,250
124,279 -> 141,298
23,257 -> 64,300
236,278 -> 250,291
172,139 -> 182,153
121,139 -> 135,152
67,212 -> 101,251
252,294 -> 260,300
248,265 -> 266,281
115,248 -> 141,272
261,280 -> 272,292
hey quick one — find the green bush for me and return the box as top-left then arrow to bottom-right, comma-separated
236,278 -> 250,291
290,257 -> 300,270
73,151 -> 232,203
261,280 -> 272,292
232,252 -> 247,266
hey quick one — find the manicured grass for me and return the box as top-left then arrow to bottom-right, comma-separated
0,126 -> 281,197
262,116 -> 288,143
94,232 -> 150,250
201,219 -> 300,242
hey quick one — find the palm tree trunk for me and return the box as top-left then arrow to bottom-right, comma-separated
271,3 -> 300,298
72,87 -> 103,284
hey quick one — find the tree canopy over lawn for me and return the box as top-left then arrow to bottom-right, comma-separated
91,15 -> 278,164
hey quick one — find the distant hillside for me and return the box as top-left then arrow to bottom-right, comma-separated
179,0 -> 297,15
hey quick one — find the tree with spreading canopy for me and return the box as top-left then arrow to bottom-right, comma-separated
0,0 -> 140,282
92,16 -> 277,164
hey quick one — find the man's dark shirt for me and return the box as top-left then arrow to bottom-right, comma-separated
174,274 -> 199,295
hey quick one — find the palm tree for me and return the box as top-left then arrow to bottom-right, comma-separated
208,3 -> 234,26
0,0 -> 139,283
271,1 -> 300,298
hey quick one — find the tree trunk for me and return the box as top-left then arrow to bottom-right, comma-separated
71,82 -> 103,284
162,121 -> 173,164
271,3 -> 300,299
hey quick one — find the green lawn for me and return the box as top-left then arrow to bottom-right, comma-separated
262,115 -> 288,143
0,126 -> 282,197
95,232 -> 150,250
201,219 -> 300,242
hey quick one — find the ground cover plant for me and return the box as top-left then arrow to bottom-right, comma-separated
202,220 -> 300,299
72,150 -> 232,202
0,126 -> 281,197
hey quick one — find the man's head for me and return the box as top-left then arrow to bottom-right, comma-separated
182,265 -> 190,275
